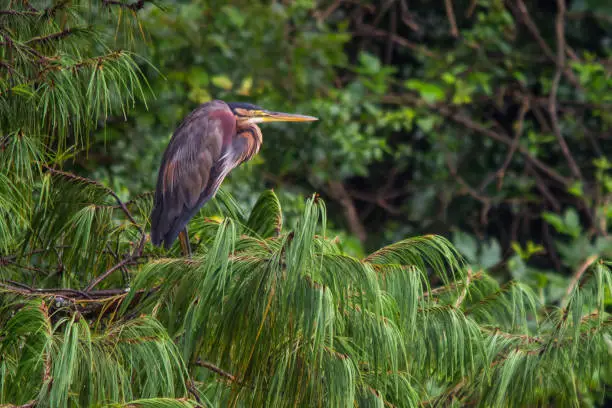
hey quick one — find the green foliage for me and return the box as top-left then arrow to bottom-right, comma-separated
85,1 -> 612,299
0,300 -> 187,406
2,187 -> 611,406
1,1 -> 612,407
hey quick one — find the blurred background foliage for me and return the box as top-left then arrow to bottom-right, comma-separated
2,0 -> 612,406
81,0 -> 612,301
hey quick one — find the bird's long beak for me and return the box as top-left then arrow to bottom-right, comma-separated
260,111 -> 318,122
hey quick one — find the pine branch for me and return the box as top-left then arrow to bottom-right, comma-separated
26,29 -> 77,45
1,400 -> 38,408
84,257 -> 138,291
0,280 -> 93,298
0,9 -> 38,16
102,0 -> 149,11
43,165 -> 146,255
422,271 -> 484,298
195,359 -> 237,382
0,280 -> 150,300
1,281 -> 86,299
0,0 -> 69,17
454,268 -> 473,307
561,255 -> 598,307
481,326 -> 545,345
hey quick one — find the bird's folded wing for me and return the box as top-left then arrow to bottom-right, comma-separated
150,102 -> 236,247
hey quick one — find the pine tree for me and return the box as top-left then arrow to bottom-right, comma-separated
1,2 -> 611,407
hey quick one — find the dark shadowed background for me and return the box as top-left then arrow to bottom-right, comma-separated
84,0 -> 612,297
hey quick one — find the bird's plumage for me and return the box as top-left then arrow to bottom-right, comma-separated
150,99 -> 317,251
150,100 -> 238,248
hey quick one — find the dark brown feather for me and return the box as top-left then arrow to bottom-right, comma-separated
150,100 -> 238,249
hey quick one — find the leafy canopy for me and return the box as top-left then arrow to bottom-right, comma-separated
0,1 -> 611,407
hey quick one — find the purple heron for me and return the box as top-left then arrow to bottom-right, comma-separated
150,100 -> 317,255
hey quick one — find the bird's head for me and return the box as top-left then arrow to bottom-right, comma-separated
228,102 -> 318,125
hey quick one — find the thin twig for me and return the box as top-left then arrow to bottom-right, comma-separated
314,0 -> 342,22
101,0 -> 147,11
446,155 -> 491,224
382,94 -> 571,186
354,23 -> 436,58
347,169 -> 402,215
325,181 -> 368,243
8,400 -> 38,408
186,380 -> 203,407
466,0 -> 478,17
513,0 -> 582,89
399,0 -> 421,32
478,96 -> 530,192
561,255 -> 598,307
43,165 -> 146,255
422,271 -> 484,298
444,0 -> 459,37
195,359 -> 237,382
26,29 -> 75,45
84,258 -> 136,292
528,166 -> 561,211
567,10 -> 612,24
0,9 -> 38,16
106,243 -> 131,285
549,0 -> 582,180
481,326 -> 545,345
454,268 -> 472,308
497,96 -> 529,188
0,280 -> 154,301
514,0 -> 555,60
0,281 -> 92,299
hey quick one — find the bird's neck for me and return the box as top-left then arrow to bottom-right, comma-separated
235,122 -> 263,163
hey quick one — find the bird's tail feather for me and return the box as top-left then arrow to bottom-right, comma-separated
150,191 -> 215,250
149,200 -> 164,247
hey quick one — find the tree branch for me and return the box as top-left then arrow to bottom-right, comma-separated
353,23 -> 436,58
561,255 -> 598,308
398,0 -> 421,32
26,29 -> 75,45
446,155 -> 491,224
0,280 -> 157,304
549,0 -> 582,180
84,257 -> 137,292
325,181 -> 368,243
0,281 -> 94,299
512,0 -> 582,89
195,359 -> 237,382
567,10 -> 612,24
43,165 -> 146,255
444,0 -> 459,37
101,0 -> 148,11
496,96 -> 529,188
454,268 -> 472,308
531,169 -> 561,211
314,0 -> 342,22
422,271 -> 484,298
481,326 -> 545,345
0,9 -> 38,16
382,94 -> 572,186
